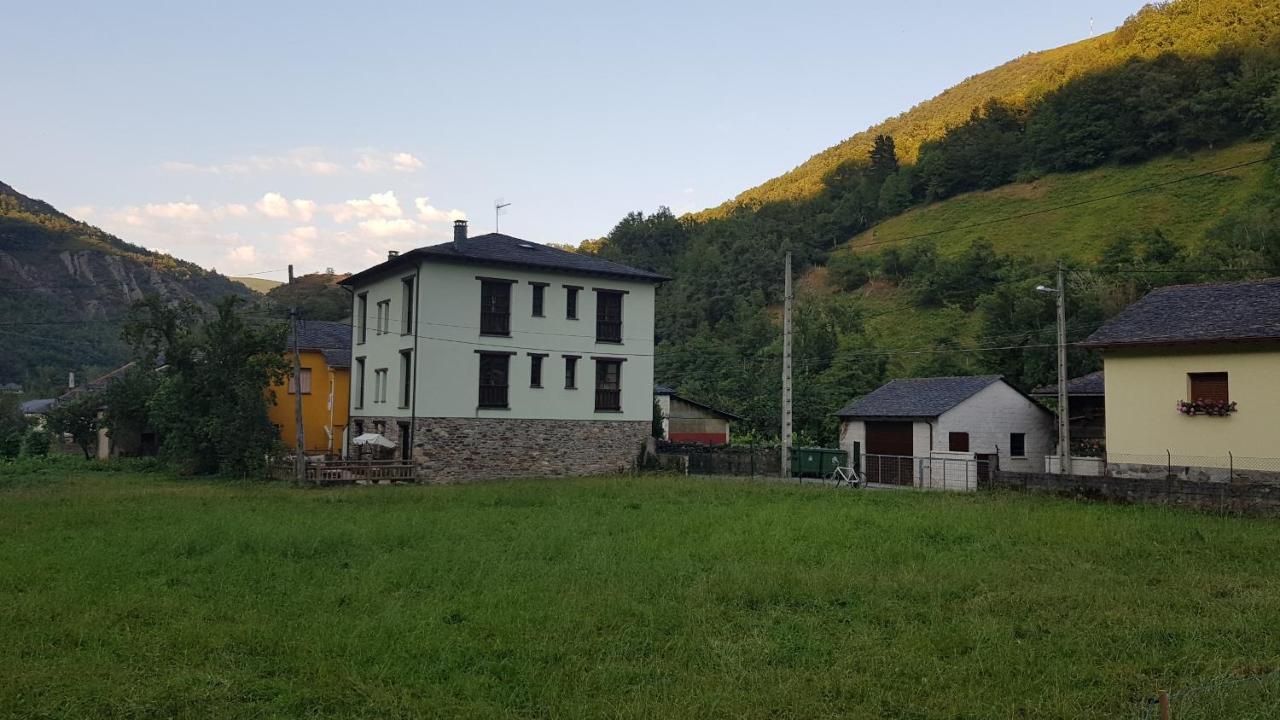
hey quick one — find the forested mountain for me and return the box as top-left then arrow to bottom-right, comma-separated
262,272 -> 352,321
0,182 -> 253,394
586,0 -> 1280,445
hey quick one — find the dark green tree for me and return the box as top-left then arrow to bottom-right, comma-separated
47,392 -> 101,459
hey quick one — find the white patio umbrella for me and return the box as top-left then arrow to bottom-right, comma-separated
352,433 -> 396,448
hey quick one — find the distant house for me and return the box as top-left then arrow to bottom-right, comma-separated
1031,370 -> 1105,454
653,384 -> 742,445
0,382 -> 22,394
835,375 -> 1054,486
1081,278 -> 1280,478
266,320 -> 351,455
58,361 -> 159,458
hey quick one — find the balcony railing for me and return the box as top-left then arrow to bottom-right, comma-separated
595,388 -> 621,411
479,384 -> 508,408
481,311 -> 510,336
596,320 -> 622,343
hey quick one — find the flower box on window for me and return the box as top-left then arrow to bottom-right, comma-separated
1176,399 -> 1237,417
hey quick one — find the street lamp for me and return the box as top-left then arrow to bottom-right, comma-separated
1035,262 -> 1070,474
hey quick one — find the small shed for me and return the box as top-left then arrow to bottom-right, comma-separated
654,384 -> 742,445
835,375 -> 1053,486
1031,370 -> 1105,453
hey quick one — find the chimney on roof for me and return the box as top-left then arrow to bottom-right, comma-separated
388,250 -> 399,260
453,219 -> 467,249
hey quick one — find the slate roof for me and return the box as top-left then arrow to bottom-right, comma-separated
342,233 -> 669,287
21,398 -> 56,414
321,348 -> 351,369
653,384 -> 744,421
1032,370 -> 1104,397
835,375 -> 1004,419
1082,278 -> 1280,348
293,320 -> 351,353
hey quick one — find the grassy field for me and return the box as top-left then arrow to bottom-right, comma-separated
847,141 -> 1273,263
2,465 -> 1278,719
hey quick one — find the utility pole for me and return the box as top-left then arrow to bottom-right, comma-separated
781,252 -> 793,478
1036,261 -> 1071,475
289,264 -> 305,484
1054,260 -> 1072,475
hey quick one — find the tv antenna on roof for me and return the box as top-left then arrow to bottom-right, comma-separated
495,198 -> 512,233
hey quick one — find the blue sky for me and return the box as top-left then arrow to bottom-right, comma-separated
0,1 -> 1139,280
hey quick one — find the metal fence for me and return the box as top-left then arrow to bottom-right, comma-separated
654,443 -> 782,477
862,454 -> 993,492
1103,452 -> 1280,483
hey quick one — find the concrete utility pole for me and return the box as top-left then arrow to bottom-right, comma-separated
781,252 -> 793,478
289,264 -> 305,484
1055,260 -> 1071,475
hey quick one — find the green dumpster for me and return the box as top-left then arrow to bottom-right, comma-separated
820,448 -> 849,477
790,447 -> 826,478
790,447 -> 850,478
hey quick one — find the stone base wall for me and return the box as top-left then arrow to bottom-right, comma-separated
984,470 -> 1280,514
350,415 -> 650,482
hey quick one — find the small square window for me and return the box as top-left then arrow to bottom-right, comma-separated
1010,433 -> 1025,457
948,432 -> 969,452
1188,372 -> 1229,403
288,368 -> 312,395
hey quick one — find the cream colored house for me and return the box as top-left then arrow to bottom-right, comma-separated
341,220 -> 667,480
1081,278 -> 1280,478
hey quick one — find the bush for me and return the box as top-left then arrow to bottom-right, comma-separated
20,428 -> 51,457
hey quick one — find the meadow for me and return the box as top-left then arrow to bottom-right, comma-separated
1,463 -> 1278,719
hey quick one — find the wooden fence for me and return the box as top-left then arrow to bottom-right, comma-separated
271,459 -> 417,485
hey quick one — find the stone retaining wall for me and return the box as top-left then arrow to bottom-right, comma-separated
351,415 -> 650,482
985,470 -> 1280,514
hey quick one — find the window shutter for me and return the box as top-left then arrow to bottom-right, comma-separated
1189,372 -> 1229,403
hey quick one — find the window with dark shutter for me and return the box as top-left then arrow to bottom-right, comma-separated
531,283 -> 546,317
401,277 -> 415,335
1189,372 -> 1229,403
565,286 -> 579,320
564,355 -> 578,389
480,280 -> 512,336
595,290 -> 622,343
356,293 -> 368,344
478,353 -> 510,408
355,358 -> 366,408
399,350 -> 412,407
1010,433 -> 1025,457
595,359 -> 622,411
529,354 -> 544,388
948,432 -> 969,452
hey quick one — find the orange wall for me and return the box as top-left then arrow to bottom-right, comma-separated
267,350 -> 350,454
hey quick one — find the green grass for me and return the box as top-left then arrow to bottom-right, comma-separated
848,141 -> 1273,262
2,467 -> 1279,719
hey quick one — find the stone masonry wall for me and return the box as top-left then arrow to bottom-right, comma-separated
353,416 -> 650,482
984,470 -> 1280,514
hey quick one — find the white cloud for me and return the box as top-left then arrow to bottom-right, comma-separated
228,245 -> 257,263
214,203 -> 250,219
358,218 -> 420,237
331,190 -> 403,223
356,150 -> 424,174
161,148 -> 342,176
144,201 -> 205,221
255,192 -> 316,222
69,205 -> 95,219
413,196 -> 466,223
278,226 -> 318,261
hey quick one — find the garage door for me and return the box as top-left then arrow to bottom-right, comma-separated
865,421 -> 914,485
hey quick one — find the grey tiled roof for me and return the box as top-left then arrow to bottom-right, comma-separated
654,384 -> 676,395
835,375 -> 1003,418
293,320 -> 351,352
343,233 -> 669,286
21,398 -> 56,414
1082,278 -> 1280,348
1032,370 -> 1104,397
321,348 -> 351,369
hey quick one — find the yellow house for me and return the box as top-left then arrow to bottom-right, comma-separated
267,320 -> 351,455
1081,278 -> 1280,476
